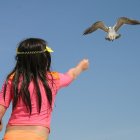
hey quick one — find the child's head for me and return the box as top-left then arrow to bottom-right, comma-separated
4,38 -> 54,113
16,38 -> 52,73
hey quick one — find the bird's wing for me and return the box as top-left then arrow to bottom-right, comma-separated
83,21 -> 108,35
114,17 -> 140,31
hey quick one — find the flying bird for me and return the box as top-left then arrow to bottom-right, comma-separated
83,17 -> 140,41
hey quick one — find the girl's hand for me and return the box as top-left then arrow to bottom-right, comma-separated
67,59 -> 89,79
78,59 -> 89,71
0,105 -> 6,131
0,121 -> 3,131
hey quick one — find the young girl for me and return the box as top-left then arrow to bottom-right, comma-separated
0,38 -> 89,140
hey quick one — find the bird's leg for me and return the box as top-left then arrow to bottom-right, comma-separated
105,37 -> 111,41
115,34 -> 121,39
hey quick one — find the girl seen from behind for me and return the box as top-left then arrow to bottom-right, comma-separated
0,38 -> 89,140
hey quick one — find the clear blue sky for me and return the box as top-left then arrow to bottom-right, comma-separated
0,0 -> 140,140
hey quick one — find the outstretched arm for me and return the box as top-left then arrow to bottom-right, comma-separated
0,105 -> 6,131
67,59 -> 89,79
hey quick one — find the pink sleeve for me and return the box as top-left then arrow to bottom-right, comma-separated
0,81 -> 12,108
58,73 -> 74,89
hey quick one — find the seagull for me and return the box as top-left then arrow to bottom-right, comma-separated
83,17 -> 140,41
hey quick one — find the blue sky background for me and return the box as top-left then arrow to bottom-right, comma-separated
0,0 -> 140,140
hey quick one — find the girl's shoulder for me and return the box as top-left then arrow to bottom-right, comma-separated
8,72 -> 61,80
9,73 -> 15,80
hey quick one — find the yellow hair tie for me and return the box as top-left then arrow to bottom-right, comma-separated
45,46 -> 54,53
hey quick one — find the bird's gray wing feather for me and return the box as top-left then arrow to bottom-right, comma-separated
114,17 -> 140,31
83,21 -> 108,35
